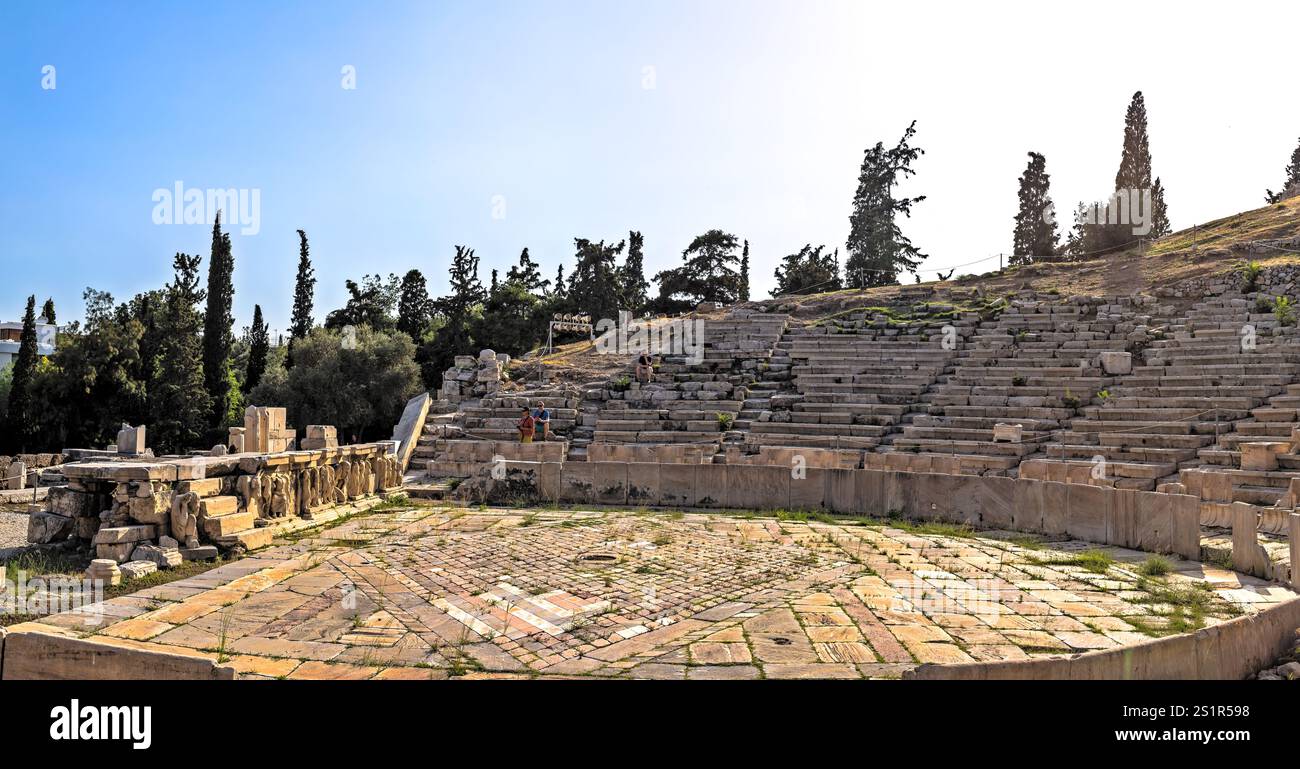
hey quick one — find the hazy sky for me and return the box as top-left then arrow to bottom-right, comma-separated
3,0 -> 1298,333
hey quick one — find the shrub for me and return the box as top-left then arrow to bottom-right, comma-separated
1274,296 -> 1296,327
1238,260 -> 1263,292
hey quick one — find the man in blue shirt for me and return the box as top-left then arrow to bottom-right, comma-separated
532,401 -> 551,441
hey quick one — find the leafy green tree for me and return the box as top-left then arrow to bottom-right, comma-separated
772,245 -> 841,296
202,214 -> 237,427
151,253 -> 210,454
472,280 -> 546,357
845,121 -> 927,287
3,296 -> 40,451
619,232 -> 649,313
250,326 -> 422,442
396,269 -> 434,340
41,298 -> 55,325
653,229 -> 743,310
1011,152 -> 1059,264
1266,136 -> 1300,203
324,274 -> 400,331
244,304 -> 270,393
288,228 -> 316,365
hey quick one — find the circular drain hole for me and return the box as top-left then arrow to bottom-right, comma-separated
577,551 -> 619,564
772,637 -> 792,646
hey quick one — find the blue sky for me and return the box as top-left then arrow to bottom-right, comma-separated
3,0 -> 1298,334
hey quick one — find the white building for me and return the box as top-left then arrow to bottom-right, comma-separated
0,317 -> 57,369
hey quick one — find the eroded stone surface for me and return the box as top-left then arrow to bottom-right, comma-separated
17,505 -> 1295,680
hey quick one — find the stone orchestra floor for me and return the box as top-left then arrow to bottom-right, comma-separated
9,503 -> 1296,679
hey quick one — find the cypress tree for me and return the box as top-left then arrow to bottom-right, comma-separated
1011,152 -> 1059,263
4,296 -> 39,451
1150,177 -> 1170,238
151,253 -> 210,454
202,213 -> 236,427
620,231 -> 649,313
844,121 -> 927,287
1265,136 -> 1300,203
1111,91 -> 1169,244
554,264 -> 567,296
244,304 -> 270,393
739,240 -> 751,301
41,298 -> 55,325
396,269 -> 433,340
288,228 -> 316,366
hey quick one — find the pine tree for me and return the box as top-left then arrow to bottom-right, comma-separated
490,269 -> 498,293
506,247 -> 549,293
41,298 -> 55,325
845,121 -> 927,287
288,228 -> 316,366
417,246 -> 486,387
396,269 -> 433,340
151,253 -> 210,454
772,245 -> 841,296
1011,152 -> 1059,264
1265,136 -> 1300,203
620,231 -> 649,313
202,213 -> 236,427
4,296 -> 40,451
653,230 -> 743,310
739,240 -> 751,301
569,238 -> 626,321
554,264 -> 567,296
244,304 -> 270,393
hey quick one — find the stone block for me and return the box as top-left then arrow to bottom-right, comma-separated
1241,442 -> 1287,471
789,467 -> 827,511
991,423 -> 1023,443
27,511 -> 73,544
694,464 -> 728,508
199,496 -> 239,517
1098,351 -> 1132,375
823,468 -> 857,514
657,463 -> 697,508
116,423 -> 146,455
625,462 -> 660,506
119,560 -> 158,580
180,545 -> 219,561
559,462 -> 595,504
95,542 -> 135,564
593,462 -> 627,506
132,543 -> 182,568
1,631 -> 235,680
202,511 -> 256,538
47,487 -> 95,517
726,465 -> 789,511
91,525 -> 156,545
1171,494 -> 1202,561
1064,483 -> 1109,543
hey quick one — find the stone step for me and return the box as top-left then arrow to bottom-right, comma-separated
203,510 -> 257,538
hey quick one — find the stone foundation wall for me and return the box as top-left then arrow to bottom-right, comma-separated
467,461 -> 1204,560
905,594 -> 1300,680
28,443 -> 402,559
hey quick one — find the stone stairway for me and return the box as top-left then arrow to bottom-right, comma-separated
591,311 -> 789,452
